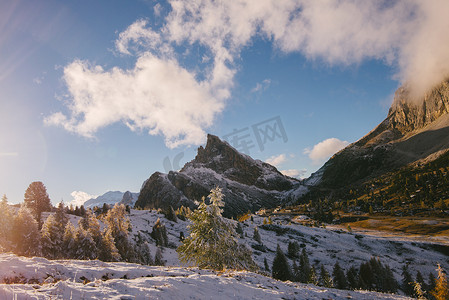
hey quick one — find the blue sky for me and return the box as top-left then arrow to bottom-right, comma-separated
1,0 -> 448,205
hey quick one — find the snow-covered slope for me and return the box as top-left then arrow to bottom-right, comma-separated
83,191 -> 139,208
0,254 -> 410,299
126,209 -> 448,284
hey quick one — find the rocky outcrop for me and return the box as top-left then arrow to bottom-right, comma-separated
312,80 -> 449,189
135,134 -> 299,218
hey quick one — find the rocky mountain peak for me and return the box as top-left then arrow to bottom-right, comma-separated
312,79 -> 449,189
135,134 -> 298,217
387,80 -> 449,135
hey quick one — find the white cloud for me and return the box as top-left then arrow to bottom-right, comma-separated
68,191 -> 96,207
281,169 -> 299,178
251,79 -> 272,93
46,54 -> 223,148
47,0 -> 449,147
304,138 -> 349,165
153,3 -> 162,17
265,154 -> 286,167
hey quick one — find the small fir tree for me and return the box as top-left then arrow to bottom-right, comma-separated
104,204 -> 132,261
272,244 -> 291,281
62,222 -> 77,258
264,257 -> 270,272
299,248 -> 311,283
402,265 -> 414,296
41,214 -> 63,259
151,218 -> 168,247
346,265 -> 359,290
320,265 -> 333,288
332,261 -> 347,290
12,205 -> 40,256
0,195 -> 13,251
253,226 -> 262,244
177,187 -> 256,271
154,247 -> 164,266
287,241 -> 300,258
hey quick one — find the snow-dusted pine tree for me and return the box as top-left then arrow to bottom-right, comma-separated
103,204 -> 133,261
74,225 -> 97,260
12,205 -> 40,256
154,247 -> 165,266
62,222 -> 77,258
177,187 -> 257,271
0,195 -> 13,251
253,226 -> 262,244
41,214 -> 62,259
98,228 -> 120,262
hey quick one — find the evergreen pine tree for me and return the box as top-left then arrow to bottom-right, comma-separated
165,206 -> 178,222
358,262 -> 373,290
0,195 -> 13,251
332,261 -> 347,289
104,204 -> 132,261
151,218 -> 168,247
319,265 -> 333,288
429,272 -> 437,293
99,228 -> 120,262
432,264 -> 449,300
310,266 -> 319,285
253,226 -> 262,244
133,233 -> 153,265
12,205 -> 40,256
264,257 -> 270,272
402,265 -> 414,296
287,241 -> 300,258
24,181 -> 52,228
346,265 -> 359,290
74,225 -> 97,260
272,244 -> 291,281
299,248 -> 311,283
62,222 -> 77,258
41,214 -> 62,259
177,187 -> 256,271
154,247 -> 164,266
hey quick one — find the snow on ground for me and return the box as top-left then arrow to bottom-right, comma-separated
242,214 -> 449,281
128,209 -> 448,280
3,209 -> 446,299
0,254 -> 410,299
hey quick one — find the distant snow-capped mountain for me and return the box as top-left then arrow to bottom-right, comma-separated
83,191 -> 139,208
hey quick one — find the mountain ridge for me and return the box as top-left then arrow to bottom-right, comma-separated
135,134 -> 299,217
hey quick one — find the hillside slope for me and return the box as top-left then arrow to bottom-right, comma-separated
311,80 -> 449,190
0,254 -> 410,299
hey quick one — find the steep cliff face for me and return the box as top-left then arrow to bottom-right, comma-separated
311,80 -> 449,189
135,134 -> 299,217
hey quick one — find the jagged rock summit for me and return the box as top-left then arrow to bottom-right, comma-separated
310,80 -> 449,189
135,134 -> 299,217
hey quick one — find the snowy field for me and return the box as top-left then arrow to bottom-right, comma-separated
0,254 -> 410,299
1,208 -> 447,299
128,209 -> 449,279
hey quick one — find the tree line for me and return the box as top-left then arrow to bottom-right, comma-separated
271,242 -> 448,299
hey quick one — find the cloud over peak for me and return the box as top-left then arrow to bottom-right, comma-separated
304,138 -> 349,165
46,0 -> 449,147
